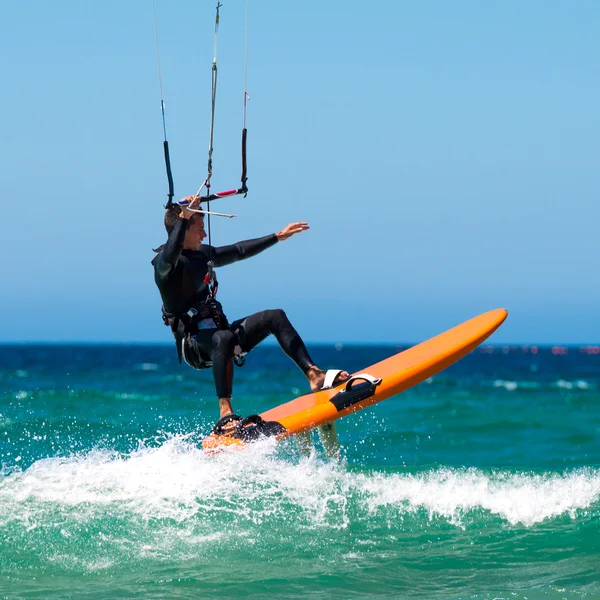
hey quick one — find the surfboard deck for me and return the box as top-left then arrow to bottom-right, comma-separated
202,308 -> 508,452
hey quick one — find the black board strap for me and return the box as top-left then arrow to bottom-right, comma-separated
329,375 -> 382,412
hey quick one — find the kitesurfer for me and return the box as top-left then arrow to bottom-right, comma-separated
152,196 -> 350,435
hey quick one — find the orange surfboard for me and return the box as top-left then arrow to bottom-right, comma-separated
202,308 -> 508,451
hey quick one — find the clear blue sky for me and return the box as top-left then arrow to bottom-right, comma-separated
1,1 -> 598,344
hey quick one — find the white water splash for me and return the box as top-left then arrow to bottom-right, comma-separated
135,363 -> 158,371
1,438 -> 598,533
359,467 -> 600,526
493,380 -> 518,391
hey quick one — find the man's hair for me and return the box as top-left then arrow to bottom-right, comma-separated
153,206 -> 205,253
164,205 -> 182,234
163,206 -> 204,234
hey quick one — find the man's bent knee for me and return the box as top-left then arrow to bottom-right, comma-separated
265,308 -> 287,323
212,330 -> 236,356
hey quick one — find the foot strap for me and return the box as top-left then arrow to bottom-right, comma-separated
329,373 -> 382,412
211,414 -> 286,442
235,415 -> 287,442
341,373 -> 382,391
211,413 -> 243,436
322,369 -> 345,390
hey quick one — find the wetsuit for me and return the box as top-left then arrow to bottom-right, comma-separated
152,217 -> 314,398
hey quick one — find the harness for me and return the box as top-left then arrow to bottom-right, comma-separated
162,292 -> 246,370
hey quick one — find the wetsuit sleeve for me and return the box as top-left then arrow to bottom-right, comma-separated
154,218 -> 188,279
211,234 -> 278,268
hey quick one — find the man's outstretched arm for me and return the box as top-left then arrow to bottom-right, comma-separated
212,222 -> 310,268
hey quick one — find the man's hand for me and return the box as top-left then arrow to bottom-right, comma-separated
178,195 -> 201,220
276,222 -> 310,241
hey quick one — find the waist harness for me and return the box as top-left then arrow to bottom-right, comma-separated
162,297 -> 245,369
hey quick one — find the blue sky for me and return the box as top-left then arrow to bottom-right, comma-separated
1,0 -> 598,344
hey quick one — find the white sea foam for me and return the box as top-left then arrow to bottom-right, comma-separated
551,379 -> 592,391
493,379 -> 518,391
136,363 -> 158,371
555,379 -> 574,390
1,438 -> 598,536
489,379 -> 591,392
358,467 -> 600,527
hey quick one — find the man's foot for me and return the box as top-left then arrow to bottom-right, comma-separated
219,398 -> 234,418
307,367 -> 350,392
212,413 -> 242,436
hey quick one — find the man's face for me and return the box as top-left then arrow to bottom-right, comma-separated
184,215 -> 207,249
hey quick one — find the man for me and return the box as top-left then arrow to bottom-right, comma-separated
152,196 -> 349,443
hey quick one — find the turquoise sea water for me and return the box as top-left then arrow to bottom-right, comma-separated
1,344 -> 599,599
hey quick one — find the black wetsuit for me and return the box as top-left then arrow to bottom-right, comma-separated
152,217 -> 314,398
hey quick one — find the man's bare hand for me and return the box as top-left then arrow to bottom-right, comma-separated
276,222 -> 310,241
178,195 -> 201,219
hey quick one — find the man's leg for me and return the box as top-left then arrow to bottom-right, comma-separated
211,330 -> 237,417
233,309 -> 349,391
233,310 -> 344,456
233,309 -> 311,367
182,331 -> 236,421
